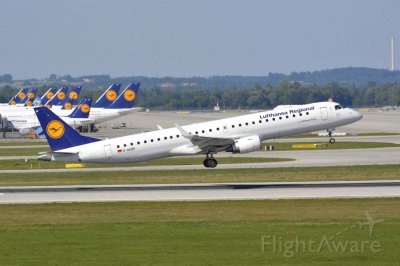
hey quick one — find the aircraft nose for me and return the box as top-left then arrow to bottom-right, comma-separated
352,109 -> 363,121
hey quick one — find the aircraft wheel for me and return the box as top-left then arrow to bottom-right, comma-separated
329,137 -> 336,143
203,159 -> 209,168
207,159 -> 218,168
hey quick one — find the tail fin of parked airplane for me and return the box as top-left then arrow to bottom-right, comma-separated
9,88 -> 29,105
106,83 -> 140,109
34,107 -> 100,151
93,84 -> 121,108
44,87 -> 69,107
39,88 -> 58,106
20,88 -> 38,104
24,97 -> 35,107
68,98 -> 92,119
60,86 -> 82,109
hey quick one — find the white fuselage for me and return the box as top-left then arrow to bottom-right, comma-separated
0,104 -> 140,133
51,102 -> 363,163
0,106 -> 91,132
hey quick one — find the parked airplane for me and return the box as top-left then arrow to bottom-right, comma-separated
5,98 -> 93,135
35,101 -> 363,167
54,83 -> 141,123
0,83 -> 141,135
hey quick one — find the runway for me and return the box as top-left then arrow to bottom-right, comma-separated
0,180 -> 399,203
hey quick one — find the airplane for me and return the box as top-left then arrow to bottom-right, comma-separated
6,98 -> 93,135
0,83 -> 141,135
54,83 -> 141,123
34,101 -> 363,167
358,211 -> 385,236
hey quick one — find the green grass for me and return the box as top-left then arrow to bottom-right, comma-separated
261,141 -> 399,151
0,157 -> 294,170
0,141 -> 48,146
0,147 -> 50,156
0,198 -> 398,265
0,164 -> 399,186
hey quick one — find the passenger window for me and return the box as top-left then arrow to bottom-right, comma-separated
123,144 -> 127,147
245,122 -> 248,126
144,140 -> 147,143
157,138 -> 160,141
195,131 -> 198,134
292,114 -> 296,117
232,125 -> 235,128
266,119 -> 269,122
216,127 -> 220,131
259,120 -> 262,123
209,129 -> 212,132
164,137 -> 167,140
202,130 -> 205,133
279,117 -> 282,120
170,136 -> 173,139
130,143 -> 133,146
137,141 -> 140,145
239,124 -> 242,127
117,145 -> 120,148
286,116 -> 289,119
306,112 -> 309,115
176,135 -> 179,138
299,113 -> 303,116
272,118 -> 275,121
252,121 -> 255,124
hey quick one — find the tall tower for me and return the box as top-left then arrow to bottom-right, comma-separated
390,37 -> 395,71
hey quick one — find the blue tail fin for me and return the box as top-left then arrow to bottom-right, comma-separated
68,98 -> 92,118
93,84 -> 121,108
8,96 -> 17,105
39,88 -> 58,106
21,88 -> 38,103
24,97 -> 35,107
44,87 -> 69,107
10,88 -> 29,104
106,83 -> 140,109
34,107 -> 100,151
60,86 -> 82,109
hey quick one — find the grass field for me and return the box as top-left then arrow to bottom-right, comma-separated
0,164 -> 399,186
0,198 -> 398,265
0,157 -> 294,170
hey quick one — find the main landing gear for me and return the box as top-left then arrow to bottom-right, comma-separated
203,154 -> 218,168
327,129 -> 335,143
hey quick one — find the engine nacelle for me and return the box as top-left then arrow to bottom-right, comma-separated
231,135 -> 261,154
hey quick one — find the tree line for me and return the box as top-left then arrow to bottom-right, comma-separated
0,81 -> 399,110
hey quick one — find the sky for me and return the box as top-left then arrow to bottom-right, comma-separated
0,0 -> 399,79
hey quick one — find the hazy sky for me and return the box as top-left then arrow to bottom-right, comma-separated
0,0 -> 399,79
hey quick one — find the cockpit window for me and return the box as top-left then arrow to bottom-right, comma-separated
334,105 -> 343,110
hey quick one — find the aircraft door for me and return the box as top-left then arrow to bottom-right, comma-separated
223,124 -> 228,133
320,107 -> 328,120
104,144 -> 113,158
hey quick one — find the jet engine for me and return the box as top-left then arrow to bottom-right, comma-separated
231,135 -> 261,154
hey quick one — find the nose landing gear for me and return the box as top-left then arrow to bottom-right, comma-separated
327,129 -> 336,143
203,154 -> 218,168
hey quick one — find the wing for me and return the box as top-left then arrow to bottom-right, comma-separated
175,123 -> 235,153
